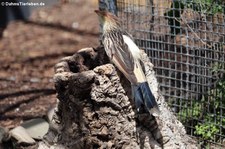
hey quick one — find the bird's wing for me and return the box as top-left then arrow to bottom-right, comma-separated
114,38 -> 134,72
122,34 -> 146,83
103,32 -> 136,82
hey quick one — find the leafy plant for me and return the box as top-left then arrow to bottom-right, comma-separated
184,0 -> 223,14
164,0 -> 225,146
195,122 -> 219,140
177,74 -> 225,147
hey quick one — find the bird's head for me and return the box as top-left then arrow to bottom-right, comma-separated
95,10 -> 121,32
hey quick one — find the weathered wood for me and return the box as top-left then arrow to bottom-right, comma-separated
39,46 -> 198,149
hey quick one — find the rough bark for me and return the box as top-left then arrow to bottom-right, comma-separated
39,46 -> 198,149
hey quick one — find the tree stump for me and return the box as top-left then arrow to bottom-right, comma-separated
39,46 -> 198,149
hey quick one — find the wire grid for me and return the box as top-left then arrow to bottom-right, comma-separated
116,0 -> 225,147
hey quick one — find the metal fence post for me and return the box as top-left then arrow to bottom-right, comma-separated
98,0 -> 117,15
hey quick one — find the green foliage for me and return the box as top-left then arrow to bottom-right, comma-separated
179,101 -> 201,123
195,123 -> 219,140
165,0 -> 225,146
178,75 -> 225,145
212,62 -> 224,74
184,0 -> 223,14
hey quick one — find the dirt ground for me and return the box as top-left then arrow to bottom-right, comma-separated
0,1 -> 99,129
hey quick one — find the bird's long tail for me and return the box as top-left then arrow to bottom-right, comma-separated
132,82 -> 160,116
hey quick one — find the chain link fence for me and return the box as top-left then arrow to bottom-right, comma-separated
100,0 -> 225,147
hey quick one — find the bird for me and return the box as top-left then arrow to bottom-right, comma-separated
95,10 -> 160,116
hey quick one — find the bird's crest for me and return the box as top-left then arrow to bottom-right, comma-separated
95,10 -> 121,29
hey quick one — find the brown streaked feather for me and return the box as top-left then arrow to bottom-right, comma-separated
98,10 -> 145,84
103,31 -> 137,82
111,56 -> 135,82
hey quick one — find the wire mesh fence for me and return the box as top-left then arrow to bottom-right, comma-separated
99,0 -> 225,147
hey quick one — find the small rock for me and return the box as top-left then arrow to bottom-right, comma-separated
30,78 -> 40,83
72,22 -> 79,29
21,118 -> 49,140
10,126 -> 35,144
8,76 -> 16,81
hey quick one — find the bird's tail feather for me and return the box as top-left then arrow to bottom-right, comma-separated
132,82 -> 160,116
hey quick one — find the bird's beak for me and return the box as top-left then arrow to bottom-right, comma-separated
94,10 -> 102,16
